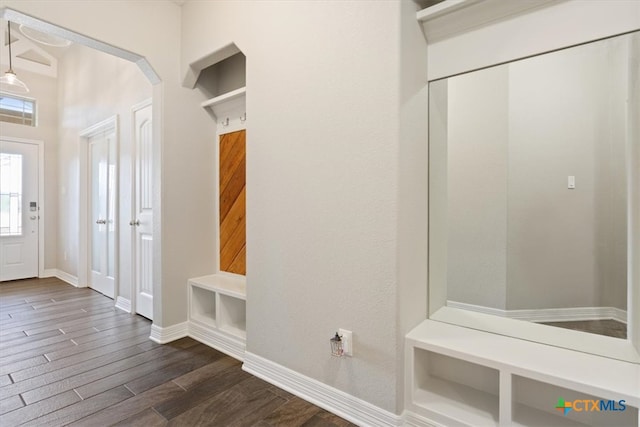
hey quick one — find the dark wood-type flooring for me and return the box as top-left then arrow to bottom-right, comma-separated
0,277 -> 356,427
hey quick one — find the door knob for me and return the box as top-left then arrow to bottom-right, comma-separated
96,219 -> 106,224
30,216 -> 37,220
129,220 -> 140,226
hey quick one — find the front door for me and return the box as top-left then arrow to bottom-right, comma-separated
132,102 -> 153,319
0,140 -> 39,281
89,130 -> 116,297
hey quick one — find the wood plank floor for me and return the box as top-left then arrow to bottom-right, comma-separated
0,278 -> 356,427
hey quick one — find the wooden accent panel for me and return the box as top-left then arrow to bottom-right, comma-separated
219,130 -> 246,275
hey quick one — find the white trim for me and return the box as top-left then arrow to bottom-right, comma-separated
188,321 -> 245,361
115,296 -> 131,313
447,300 -> 628,324
149,322 -> 189,344
403,411 -> 445,427
54,269 -> 80,287
40,268 -> 57,278
417,0 -> 556,42
242,352 -> 403,427
1,8 -> 160,84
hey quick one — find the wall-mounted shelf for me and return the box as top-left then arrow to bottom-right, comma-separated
416,0 -> 556,42
188,273 -> 246,360
200,87 -> 246,123
405,320 -> 639,427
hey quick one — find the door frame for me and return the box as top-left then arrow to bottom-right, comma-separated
78,116 -> 119,293
0,136 -> 45,278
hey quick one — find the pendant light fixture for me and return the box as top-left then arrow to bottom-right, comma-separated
0,21 -> 29,94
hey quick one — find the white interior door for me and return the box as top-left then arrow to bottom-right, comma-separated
89,130 -> 116,297
0,140 -> 38,281
132,102 -> 153,319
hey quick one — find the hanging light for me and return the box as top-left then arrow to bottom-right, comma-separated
0,21 -> 29,94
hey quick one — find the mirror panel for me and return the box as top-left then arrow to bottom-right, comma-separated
429,31 -> 638,351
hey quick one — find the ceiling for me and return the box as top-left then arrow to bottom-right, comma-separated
1,19 -> 71,78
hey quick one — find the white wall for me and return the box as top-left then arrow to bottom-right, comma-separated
0,68 -> 58,272
57,43 -> 151,300
182,0 -> 404,413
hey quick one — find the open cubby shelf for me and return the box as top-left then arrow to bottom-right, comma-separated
406,320 -> 639,427
187,274 -> 246,360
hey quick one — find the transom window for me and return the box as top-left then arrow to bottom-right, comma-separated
0,93 -> 36,126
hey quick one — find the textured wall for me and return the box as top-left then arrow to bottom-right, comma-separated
182,0 -> 402,413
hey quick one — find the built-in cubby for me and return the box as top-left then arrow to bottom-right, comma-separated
186,44 -> 248,361
413,349 -> 500,426
190,285 -> 217,328
187,274 -> 246,360
406,320 -> 639,427
218,293 -> 246,338
512,376 -> 638,427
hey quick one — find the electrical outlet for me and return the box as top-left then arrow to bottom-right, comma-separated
338,328 -> 353,357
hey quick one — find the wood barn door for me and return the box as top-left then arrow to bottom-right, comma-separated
219,130 -> 246,275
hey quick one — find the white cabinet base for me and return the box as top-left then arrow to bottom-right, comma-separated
187,273 -> 246,361
405,320 -> 639,427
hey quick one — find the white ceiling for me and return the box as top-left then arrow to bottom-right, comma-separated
1,19 -> 67,78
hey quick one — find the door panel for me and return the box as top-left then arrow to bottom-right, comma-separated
133,103 -> 153,319
0,140 -> 38,281
219,130 -> 246,275
89,130 -> 116,297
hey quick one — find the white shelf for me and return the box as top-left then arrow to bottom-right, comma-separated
512,404 -> 588,427
414,379 -> 499,426
188,273 -> 246,300
219,324 -> 246,340
200,87 -> 246,121
218,293 -> 246,339
416,0 -> 556,42
407,320 -> 640,426
187,273 -> 246,360
407,320 -> 640,406
190,286 -> 216,328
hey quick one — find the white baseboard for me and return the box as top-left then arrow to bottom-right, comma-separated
403,410 -> 445,427
40,269 -> 57,278
149,321 -> 189,344
115,296 -> 131,313
447,300 -> 628,324
243,352 -> 403,427
188,321 -> 245,361
53,269 -> 79,287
